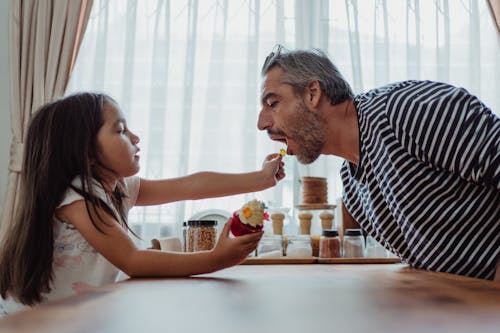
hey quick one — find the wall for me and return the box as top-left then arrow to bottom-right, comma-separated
0,0 -> 11,218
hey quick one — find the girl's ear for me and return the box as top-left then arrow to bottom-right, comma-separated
305,80 -> 322,109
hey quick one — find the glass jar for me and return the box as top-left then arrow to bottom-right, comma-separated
182,221 -> 187,252
286,235 -> 313,258
186,220 -> 217,252
319,229 -> 341,258
365,235 -> 387,258
257,235 -> 283,258
343,229 -> 365,258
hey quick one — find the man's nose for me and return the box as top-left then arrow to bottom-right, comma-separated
257,108 -> 271,130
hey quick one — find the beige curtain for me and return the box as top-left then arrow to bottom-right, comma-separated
0,0 -> 93,238
488,0 -> 500,34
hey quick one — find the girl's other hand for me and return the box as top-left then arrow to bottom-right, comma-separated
262,153 -> 285,185
211,218 -> 263,270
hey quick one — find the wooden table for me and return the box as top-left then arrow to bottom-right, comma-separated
1,264 -> 499,333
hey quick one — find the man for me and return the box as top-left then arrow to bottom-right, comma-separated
258,45 -> 499,280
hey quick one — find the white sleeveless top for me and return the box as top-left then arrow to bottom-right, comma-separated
0,176 -> 140,316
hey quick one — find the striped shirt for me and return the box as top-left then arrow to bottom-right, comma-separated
341,80 -> 500,280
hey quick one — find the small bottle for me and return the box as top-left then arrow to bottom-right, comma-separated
310,234 -> 321,257
343,229 -> 365,258
182,221 -> 187,252
257,235 -> 283,258
319,229 -> 341,258
187,220 -> 218,252
286,235 -> 313,258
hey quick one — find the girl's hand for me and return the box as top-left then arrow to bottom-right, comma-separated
211,218 -> 263,270
262,153 -> 286,185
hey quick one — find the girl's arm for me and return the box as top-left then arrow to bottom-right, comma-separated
56,201 -> 262,277
135,153 -> 285,206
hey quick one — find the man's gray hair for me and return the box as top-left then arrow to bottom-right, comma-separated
261,45 -> 354,105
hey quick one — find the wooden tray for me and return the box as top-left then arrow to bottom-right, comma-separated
242,258 -> 316,265
317,257 -> 401,264
242,257 -> 400,265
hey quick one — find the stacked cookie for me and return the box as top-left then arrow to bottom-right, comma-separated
301,176 -> 328,204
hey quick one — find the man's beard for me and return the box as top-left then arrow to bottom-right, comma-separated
288,100 -> 325,164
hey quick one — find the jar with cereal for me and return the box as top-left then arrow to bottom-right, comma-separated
187,220 -> 218,252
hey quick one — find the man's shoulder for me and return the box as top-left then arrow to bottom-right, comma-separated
357,80 -> 447,98
353,80 -> 420,108
356,80 -> 468,112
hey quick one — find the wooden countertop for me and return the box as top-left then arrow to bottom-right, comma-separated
0,264 -> 499,333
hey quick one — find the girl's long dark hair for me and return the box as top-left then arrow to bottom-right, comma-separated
0,93 -> 133,305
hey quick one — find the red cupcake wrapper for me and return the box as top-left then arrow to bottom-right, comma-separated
230,211 -> 263,236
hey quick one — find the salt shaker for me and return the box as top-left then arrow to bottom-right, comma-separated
343,229 -> 365,257
365,235 -> 387,258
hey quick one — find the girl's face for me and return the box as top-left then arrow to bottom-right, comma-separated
95,101 -> 140,184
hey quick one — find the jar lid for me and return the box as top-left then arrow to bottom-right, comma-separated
187,220 -> 218,227
322,229 -> 339,237
345,229 -> 363,236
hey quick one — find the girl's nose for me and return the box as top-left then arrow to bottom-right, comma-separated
130,132 -> 140,144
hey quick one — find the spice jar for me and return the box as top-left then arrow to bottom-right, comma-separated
343,229 -> 365,258
310,234 -> 321,257
286,235 -> 313,258
257,235 -> 283,258
187,220 -> 217,252
319,229 -> 341,258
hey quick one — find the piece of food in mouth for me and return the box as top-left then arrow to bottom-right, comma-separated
230,199 -> 269,236
280,148 -> 286,157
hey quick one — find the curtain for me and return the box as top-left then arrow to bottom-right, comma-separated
66,0 -> 500,245
0,0 -> 94,240
488,0 -> 500,34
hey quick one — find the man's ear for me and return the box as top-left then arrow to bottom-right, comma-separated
305,80 -> 322,108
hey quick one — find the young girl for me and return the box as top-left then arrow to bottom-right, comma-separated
0,92 -> 285,315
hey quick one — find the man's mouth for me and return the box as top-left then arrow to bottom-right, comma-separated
271,137 -> 287,145
267,130 -> 287,144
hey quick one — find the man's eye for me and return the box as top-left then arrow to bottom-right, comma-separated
268,101 -> 277,108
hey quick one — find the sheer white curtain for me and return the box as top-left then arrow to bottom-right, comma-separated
67,0 -> 499,244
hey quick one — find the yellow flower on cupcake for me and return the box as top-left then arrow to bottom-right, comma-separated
230,199 -> 269,236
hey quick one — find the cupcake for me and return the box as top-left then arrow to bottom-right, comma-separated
230,199 -> 269,236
